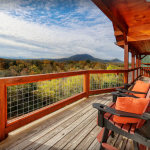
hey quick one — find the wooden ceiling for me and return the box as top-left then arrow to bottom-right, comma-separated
92,0 -> 150,54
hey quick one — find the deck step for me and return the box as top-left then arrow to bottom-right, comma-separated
102,143 -> 118,150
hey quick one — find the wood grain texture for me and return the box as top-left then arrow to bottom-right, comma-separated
0,84 -> 7,141
83,73 -> 90,98
92,0 -> 128,33
0,90 -> 150,149
5,92 -> 86,134
131,50 -> 135,82
124,44 -> 129,83
98,0 -> 150,53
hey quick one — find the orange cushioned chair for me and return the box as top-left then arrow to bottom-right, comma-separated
93,93 -> 150,150
112,80 -> 150,102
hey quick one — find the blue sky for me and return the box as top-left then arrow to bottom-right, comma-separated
0,0 -> 124,60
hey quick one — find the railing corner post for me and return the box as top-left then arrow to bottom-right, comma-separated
0,84 -> 7,142
84,72 -> 90,98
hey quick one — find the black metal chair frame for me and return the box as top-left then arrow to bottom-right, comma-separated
93,93 -> 150,150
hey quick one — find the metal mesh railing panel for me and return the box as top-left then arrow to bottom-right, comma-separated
7,75 -> 83,120
134,70 -> 137,79
128,72 -> 132,83
90,73 -> 124,90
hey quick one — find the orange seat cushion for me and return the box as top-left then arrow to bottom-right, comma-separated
113,97 -> 149,124
132,80 -> 150,98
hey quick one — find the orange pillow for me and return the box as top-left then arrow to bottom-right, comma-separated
131,80 -> 150,98
113,97 -> 149,124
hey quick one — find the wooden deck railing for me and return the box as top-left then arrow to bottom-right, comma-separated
141,67 -> 150,77
0,68 -> 141,141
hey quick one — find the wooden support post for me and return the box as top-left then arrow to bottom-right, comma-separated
84,73 -> 90,98
0,84 -> 7,142
131,50 -> 135,82
139,55 -> 141,76
124,44 -> 129,83
136,52 -> 138,79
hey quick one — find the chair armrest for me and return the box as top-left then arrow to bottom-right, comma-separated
92,103 -> 150,120
116,88 -> 147,94
123,83 -> 134,86
112,91 -> 139,98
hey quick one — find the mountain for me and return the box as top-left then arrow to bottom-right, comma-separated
1,54 -> 123,63
50,54 -> 123,63
55,54 -> 105,62
110,58 -> 123,63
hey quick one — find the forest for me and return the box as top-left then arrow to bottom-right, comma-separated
0,58 -> 125,120
0,58 -> 124,77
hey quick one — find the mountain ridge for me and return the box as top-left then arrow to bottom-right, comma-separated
49,54 -> 123,63
1,54 -> 123,63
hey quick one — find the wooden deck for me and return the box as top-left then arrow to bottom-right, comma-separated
0,76 -> 149,150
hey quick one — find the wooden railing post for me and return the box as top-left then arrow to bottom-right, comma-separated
131,50 -> 135,82
84,72 -> 90,98
0,84 -> 7,141
124,44 -> 129,83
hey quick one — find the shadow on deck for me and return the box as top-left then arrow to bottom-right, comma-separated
0,76 -> 149,150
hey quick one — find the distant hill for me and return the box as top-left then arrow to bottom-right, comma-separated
1,54 -> 123,63
110,58 -> 123,63
50,54 -> 123,63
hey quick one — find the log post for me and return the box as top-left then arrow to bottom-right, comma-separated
0,84 -> 7,141
139,55 -> 141,76
124,44 -> 129,83
131,50 -> 135,82
136,52 -> 138,79
84,72 -> 90,98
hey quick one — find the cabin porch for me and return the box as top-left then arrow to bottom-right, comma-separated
0,76 -> 149,150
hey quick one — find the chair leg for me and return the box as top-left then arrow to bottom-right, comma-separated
110,131 -> 114,138
133,141 -> 139,150
99,128 -> 109,150
113,94 -> 117,102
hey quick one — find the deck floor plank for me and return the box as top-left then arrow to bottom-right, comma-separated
51,101 -> 110,150
5,96 -> 96,149
25,102 -> 99,150
9,97 -> 99,150
36,100 -> 110,150
0,77 -> 149,150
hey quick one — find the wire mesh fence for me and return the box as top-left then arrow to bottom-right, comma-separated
138,68 -> 140,76
134,70 -> 137,79
7,75 -> 83,120
90,73 -> 124,90
128,72 -> 132,83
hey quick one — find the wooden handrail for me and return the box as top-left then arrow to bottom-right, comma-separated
0,67 -> 141,141
0,68 -> 140,86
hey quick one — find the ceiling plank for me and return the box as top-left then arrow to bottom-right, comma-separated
92,0 -> 128,34
128,36 -> 150,42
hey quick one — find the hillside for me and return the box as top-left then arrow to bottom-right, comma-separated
51,54 -> 123,63
1,54 -> 123,63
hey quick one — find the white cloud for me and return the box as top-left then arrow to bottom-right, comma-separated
0,0 -> 124,60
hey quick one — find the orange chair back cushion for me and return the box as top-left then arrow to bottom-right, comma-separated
113,97 -> 149,124
132,80 -> 150,98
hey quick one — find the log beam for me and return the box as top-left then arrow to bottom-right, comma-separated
92,0 -> 128,34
